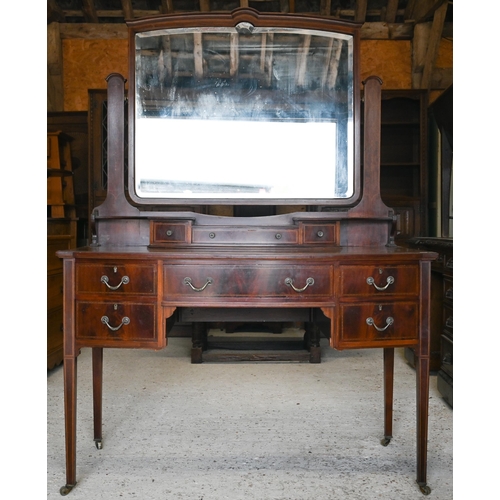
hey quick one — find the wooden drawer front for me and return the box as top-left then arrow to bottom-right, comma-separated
76,263 -> 156,295
164,265 -> 332,300
150,221 -> 191,245
192,227 -> 298,245
338,302 -> 418,346
76,302 -> 157,342
301,223 -> 339,245
48,273 -> 64,310
339,265 -> 418,297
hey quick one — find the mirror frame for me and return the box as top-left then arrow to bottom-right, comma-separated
126,8 -> 361,208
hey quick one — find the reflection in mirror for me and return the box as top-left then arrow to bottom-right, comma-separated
134,24 -> 354,203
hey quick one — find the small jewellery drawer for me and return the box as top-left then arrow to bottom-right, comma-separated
338,302 -> 418,347
76,262 -> 156,295
76,302 -> 157,343
339,265 -> 418,296
150,221 -> 191,245
164,264 -> 332,300
192,227 -> 298,245
300,223 -> 339,245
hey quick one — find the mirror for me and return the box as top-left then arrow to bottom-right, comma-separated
129,15 -> 358,206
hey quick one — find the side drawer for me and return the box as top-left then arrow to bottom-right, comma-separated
76,301 -> 157,344
150,220 -> 191,245
337,301 -> 419,348
164,264 -> 332,301
300,222 -> 339,245
339,264 -> 419,297
76,262 -> 157,295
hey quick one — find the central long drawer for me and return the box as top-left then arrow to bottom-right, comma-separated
163,264 -> 333,302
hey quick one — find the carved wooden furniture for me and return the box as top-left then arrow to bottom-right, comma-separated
378,90 -> 428,243
47,131 -> 77,369
407,237 -> 453,404
57,9 -> 436,496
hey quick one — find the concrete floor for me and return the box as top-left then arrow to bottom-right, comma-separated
47,337 -> 452,500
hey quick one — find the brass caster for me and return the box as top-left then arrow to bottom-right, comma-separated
95,438 -> 103,450
418,482 -> 431,495
60,483 -> 76,496
380,436 -> 392,446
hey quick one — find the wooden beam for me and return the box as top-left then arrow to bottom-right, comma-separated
411,0 -> 447,23
81,0 -> 98,23
159,0 -> 174,14
404,0 -> 418,20
47,22 -> 64,112
296,35 -> 311,87
320,0 -> 332,17
59,23 -> 128,40
325,39 -> 343,90
200,0 -> 211,12
354,0 -> 368,23
361,22 -> 413,40
384,0 -> 399,23
230,33 -> 239,78
412,22 -> 430,88
420,1 -> 448,89
57,21 -> 449,42
193,32 -> 204,79
121,0 -> 134,21
47,0 -> 65,23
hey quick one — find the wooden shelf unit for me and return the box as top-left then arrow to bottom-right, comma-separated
47,131 -> 77,370
362,90 -> 428,243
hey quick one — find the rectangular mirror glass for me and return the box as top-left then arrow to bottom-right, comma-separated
133,24 -> 354,204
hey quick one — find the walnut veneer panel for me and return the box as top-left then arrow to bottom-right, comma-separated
163,264 -> 333,303
76,262 -> 157,295
338,301 -> 419,348
339,264 -> 419,296
76,301 -> 157,345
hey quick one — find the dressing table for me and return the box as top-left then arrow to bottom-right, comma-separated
57,8 -> 436,495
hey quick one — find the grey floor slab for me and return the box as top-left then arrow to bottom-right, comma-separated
47,338 -> 452,500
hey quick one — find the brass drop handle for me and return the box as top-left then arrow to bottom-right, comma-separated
101,316 -> 130,331
366,276 -> 394,291
101,275 -> 130,290
285,277 -> 314,292
366,316 -> 394,332
183,277 -> 213,292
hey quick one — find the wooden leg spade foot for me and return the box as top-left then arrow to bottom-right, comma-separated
60,483 -> 76,496
418,482 -> 431,495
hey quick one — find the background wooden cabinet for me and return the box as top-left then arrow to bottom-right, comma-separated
47,131 -> 77,369
362,90 -> 428,243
